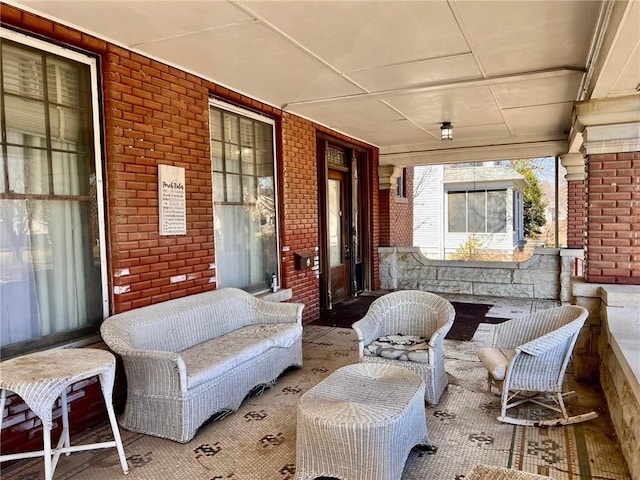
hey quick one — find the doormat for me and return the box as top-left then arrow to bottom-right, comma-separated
313,295 -> 379,328
312,297 -> 507,341
446,302 -> 506,341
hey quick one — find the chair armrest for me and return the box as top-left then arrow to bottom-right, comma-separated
251,299 -> 304,325
118,349 -> 188,395
352,315 -> 384,350
428,321 -> 453,349
518,321 -> 580,356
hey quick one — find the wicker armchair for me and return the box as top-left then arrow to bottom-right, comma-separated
477,305 -> 597,426
351,290 -> 455,405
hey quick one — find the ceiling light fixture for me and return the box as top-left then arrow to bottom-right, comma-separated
440,122 -> 453,141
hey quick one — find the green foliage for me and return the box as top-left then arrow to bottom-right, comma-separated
454,234 -> 484,261
511,159 -> 547,239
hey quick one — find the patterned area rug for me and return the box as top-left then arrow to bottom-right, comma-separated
3,326 -> 630,480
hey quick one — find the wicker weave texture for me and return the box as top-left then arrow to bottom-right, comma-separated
295,363 -> 429,480
351,290 -> 455,405
100,288 -> 304,443
465,464 -> 555,480
489,305 -> 588,392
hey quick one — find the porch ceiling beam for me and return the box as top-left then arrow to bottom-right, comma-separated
379,139 -> 567,167
282,67 -> 585,109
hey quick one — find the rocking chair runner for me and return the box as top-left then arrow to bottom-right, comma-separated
477,305 -> 598,427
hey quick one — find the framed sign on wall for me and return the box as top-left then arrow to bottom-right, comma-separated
158,164 -> 186,235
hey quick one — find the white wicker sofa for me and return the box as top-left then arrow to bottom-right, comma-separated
100,288 -> 304,443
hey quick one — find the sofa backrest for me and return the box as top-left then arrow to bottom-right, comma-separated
105,288 -> 256,352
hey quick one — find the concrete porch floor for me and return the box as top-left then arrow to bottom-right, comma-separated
1,295 -> 631,479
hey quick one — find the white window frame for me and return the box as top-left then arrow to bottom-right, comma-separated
208,98 -> 281,292
0,28 -> 109,340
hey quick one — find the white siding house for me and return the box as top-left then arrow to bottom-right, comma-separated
413,164 -> 528,259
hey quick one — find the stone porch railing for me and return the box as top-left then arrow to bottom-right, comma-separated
574,282 -> 639,480
379,246 -> 561,299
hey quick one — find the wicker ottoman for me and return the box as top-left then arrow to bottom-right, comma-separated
294,363 -> 431,480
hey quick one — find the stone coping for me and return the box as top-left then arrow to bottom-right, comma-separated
605,308 -> 640,402
601,285 -> 640,403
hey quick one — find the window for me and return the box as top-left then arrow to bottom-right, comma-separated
209,101 -> 278,293
447,190 -> 507,233
1,31 -> 106,357
396,168 -> 406,198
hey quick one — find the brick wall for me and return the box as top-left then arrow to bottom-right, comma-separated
380,167 -> 414,247
585,152 -> 640,284
1,6 -> 379,455
567,179 -> 586,249
281,113 -> 320,321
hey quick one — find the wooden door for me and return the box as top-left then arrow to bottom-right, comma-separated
327,169 -> 349,305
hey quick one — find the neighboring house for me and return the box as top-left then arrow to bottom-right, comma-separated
414,163 -> 528,259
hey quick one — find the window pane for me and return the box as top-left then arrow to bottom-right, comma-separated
468,191 -> 486,233
209,109 -> 222,140
46,57 -> 85,107
241,147 -> 254,175
49,105 -> 83,145
212,172 -> 225,202
2,44 -> 43,99
225,144 -> 240,173
487,190 -> 506,233
328,179 -> 342,267
5,96 -> 47,137
52,151 -> 90,195
0,198 -> 102,347
211,141 -> 223,171
6,145 -> 50,195
223,112 -> 238,144
448,192 -> 466,232
226,173 -> 241,203
243,175 -> 255,203
240,118 -> 254,147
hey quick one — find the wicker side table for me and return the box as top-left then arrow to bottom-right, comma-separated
0,349 -> 129,480
294,363 -> 432,480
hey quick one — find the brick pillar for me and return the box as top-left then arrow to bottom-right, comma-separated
377,165 -> 413,247
561,153 -> 586,249
574,95 -> 640,285
567,180 -> 586,249
585,152 -> 640,284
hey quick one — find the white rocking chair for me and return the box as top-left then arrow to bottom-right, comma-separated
477,305 -> 598,427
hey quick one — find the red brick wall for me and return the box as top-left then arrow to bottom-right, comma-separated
281,113 -> 320,321
567,179 -> 586,249
1,6 -> 380,455
380,167 -> 414,247
585,152 -> 640,284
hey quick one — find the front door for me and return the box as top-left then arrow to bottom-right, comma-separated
327,169 -> 349,305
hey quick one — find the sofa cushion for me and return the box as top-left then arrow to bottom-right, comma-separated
363,334 -> 431,364
182,324 -> 302,389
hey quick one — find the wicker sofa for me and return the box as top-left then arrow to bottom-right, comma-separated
100,288 -> 304,443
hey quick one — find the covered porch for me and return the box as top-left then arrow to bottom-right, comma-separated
2,291 -> 632,478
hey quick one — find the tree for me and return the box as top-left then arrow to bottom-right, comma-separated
511,159 -> 547,239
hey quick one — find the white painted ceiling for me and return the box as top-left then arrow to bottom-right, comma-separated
10,0 -> 640,166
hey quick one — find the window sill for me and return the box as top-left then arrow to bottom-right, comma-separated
257,288 -> 293,303
395,196 -> 409,204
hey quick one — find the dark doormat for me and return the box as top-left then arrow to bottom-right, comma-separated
312,296 -> 507,340
314,295 -> 379,328
446,302 -> 507,341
